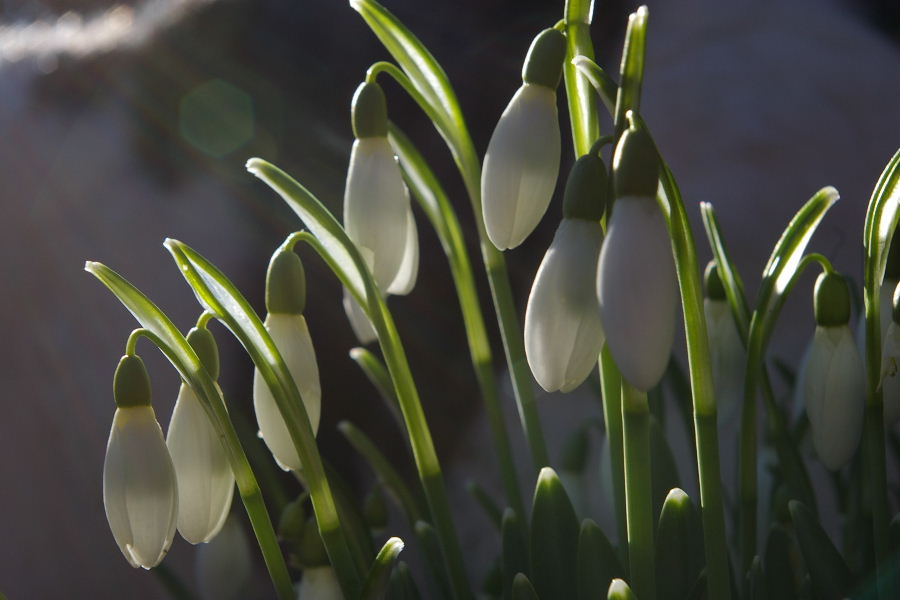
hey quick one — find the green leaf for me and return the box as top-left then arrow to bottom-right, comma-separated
746,556 -> 766,600
338,421 -> 426,527
162,240 -> 362,597
789,500 -> 854,600
414,520 -> 454,600
511,574 -> 539,600
502,509 -> 530,600
613,7 -> 648,138
349,347 -> 404,426
390,562 -> 423,600
571,55 -> 617,114
530,467 -> 580,599
563,0 -> 600,155
864,148 -> 900,291
655,489 -> 705,600
763,525 -> 800,600
577,519 -> 625,600
607,579 -> 638,600
362,537 -> 405,600
699,204 -> 752,337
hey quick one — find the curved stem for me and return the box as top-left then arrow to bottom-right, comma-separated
196,310 -> 215,329
125,327 -> 147,356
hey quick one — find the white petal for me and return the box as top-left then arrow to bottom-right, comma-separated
386,207 -> 419,296
481,83 -> 561,250
195,515 -> 252,600
296,567 -> 344,600
253,313 -> 321,472
344,137 -> 410,290
342,287 -> 377,344
596,196 -> 677,391
881,321 -> 900,424
704,298 -> 746,422
804,326 -> 865,470
167,383 -> 235,544
525,219 -> 605,392
103,406 -> 178,569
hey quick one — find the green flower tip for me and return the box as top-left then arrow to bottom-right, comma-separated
662,487 -> 690,509
186,326 -> 220,380
813,271 -> 851,327
511,573 -> 539,600
613,114 -> 659,199
535,466 -> 561,492
266,248 -> 306,315
563,154 -> 608,221
113,354 -> 152,408
608,578 -> 637,600
704,261 -> 727,301
351,81 -> 388,139
522,28 -> 567,89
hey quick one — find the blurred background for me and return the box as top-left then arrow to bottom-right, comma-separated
0,0 -> 898,597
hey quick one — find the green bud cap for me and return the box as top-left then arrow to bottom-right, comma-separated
885,234 -> 900,280
893,282 -> 900,325
612,117 -> 659,199
522,28 -> 567,89
563,154 -> 608,221
363,487 -> 389,530
813,272 -> 851,327
265,248 -> 306,315
351,81 -> 388,139
293,518 -> 329,567
186,327 -> 220,380
704,261 -> 727,301
278,495 -> 308,543
113,354 -> 152,408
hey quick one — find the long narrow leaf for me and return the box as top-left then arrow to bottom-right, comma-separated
563,0 -> 600,155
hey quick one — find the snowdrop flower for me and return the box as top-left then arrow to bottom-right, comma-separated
104,354 -> 178,569
343,287 -> 377,345
195,515 -> 252,600
525,154 -> 606,392
167,327 -> 234,544
596,120 -> 676,391
703,262 -> 745,424
296,567 -> 344,600
343,81 -> 418,294
253,248 -> 321,471
880,284 -> 900,424
803,272 -> 865,470
481,28 -> 566,250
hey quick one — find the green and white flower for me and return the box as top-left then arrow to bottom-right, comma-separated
481,28 -> 566,250
104,354 -> 178,569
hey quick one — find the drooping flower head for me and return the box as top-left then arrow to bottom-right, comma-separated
253,247 -> 322,471
166,327 -> 235,544
104,353 -> 178,569
525,154 -> 607,392
481,28 -> 566,250
596,117 -> 676,392
803,272 -> 864,470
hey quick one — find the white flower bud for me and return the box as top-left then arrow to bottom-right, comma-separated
195,515 -> 252,600
166,383 -> 235,544
481,83 -> 561,250
387,207 -> 419,295
525,219 -> 605,392
596,196 -> 677,391
103,405 -> 178,569
344,137 -> 417,293
296,566 -> 344,600
881,321 -> 900,424
253,313 -> 321,471
704,298 -> 745,423
803,325 -> 865,470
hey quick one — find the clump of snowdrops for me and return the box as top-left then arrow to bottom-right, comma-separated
86,1 -> 900,599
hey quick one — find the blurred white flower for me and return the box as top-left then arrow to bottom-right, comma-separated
343,287 -> 377,345
704,297 -> 745,423
167,381 -> 234,544
104,404 -> 178,569
881,320 -> 900,424
195,515 -> 252,600
253,312 -> 321,471
803,325 -> 865,470
296,566 -> 344,600
525,218 -> 605,392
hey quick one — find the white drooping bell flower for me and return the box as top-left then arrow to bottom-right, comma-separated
596,119 -> 676,392
703,262 -> 745,424
296,567 -> 344,600
803,272 -> 865,470
104,354 -> 178,569
525,154 -> 607,392
195,515 -> 252,600
880,284 -> 900,425
253,248 -> 321,471
167,327 -> 234,544
343,81 -> 418,294
481,28 -> 566,250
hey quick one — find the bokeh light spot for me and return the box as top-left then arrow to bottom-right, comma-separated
179,79 -> 254,158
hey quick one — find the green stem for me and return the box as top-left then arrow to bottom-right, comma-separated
600,348 -> 628,557
694,413 -> 732,600
621,382 -> 655,600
